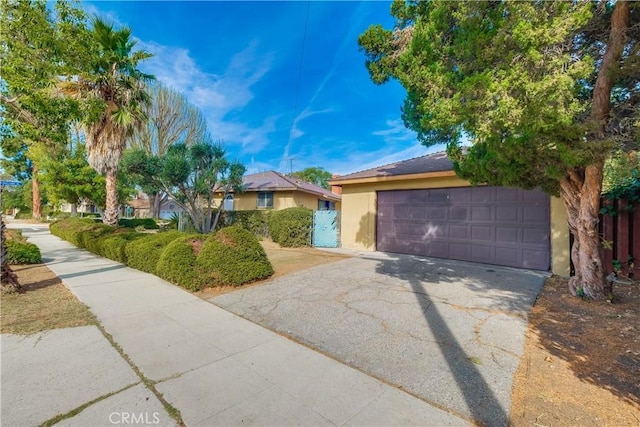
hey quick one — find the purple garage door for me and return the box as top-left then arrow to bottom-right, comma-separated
376,187 -> 550,270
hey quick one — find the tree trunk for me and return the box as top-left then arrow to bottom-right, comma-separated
32,165 -> 42,220
560,166 -> 608,299
560,1 -> 630,300
148,193 -> 157,218
71,203 -> 77,216
103,167 -> 119,226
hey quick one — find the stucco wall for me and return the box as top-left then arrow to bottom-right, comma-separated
223,191 -> 340,212
339,175 -> 570,275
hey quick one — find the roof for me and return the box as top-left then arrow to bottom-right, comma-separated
329,151 -> 454,184
241,171 -> 341,201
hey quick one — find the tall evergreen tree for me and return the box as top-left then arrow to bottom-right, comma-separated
359,1 -> 639,299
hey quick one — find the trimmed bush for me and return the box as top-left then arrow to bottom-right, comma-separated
224,210 -> 270,237
119,218 -> 159,230
14,210 -> 33,220
78,223 -> 116,252
198,226 -> 273,286
97,231 -> 145,263
6,240 -> 41,264
124,231 -> 183,274
268,207 -> 313,247
156,234 -> 208,291
50,218 -> 97,243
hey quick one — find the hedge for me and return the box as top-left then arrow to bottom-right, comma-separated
224,210 -> 270,237
156,234 -> 208,291
50,218 -> 97,243
124,231 -> 183,274
267,207 -> 313,247
119,218 -> 159,230
97,231 -> 145,263
14,210 -> 33,220
78,223 -> 115,252
198,226 -> 273,286
6,241 -> 41,264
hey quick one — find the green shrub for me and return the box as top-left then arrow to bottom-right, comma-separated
98,231 -> 145,263
119,218 -> 159,230
198,226 -> 273,286
78,223 -> 116,253
14,210 -> 33,220
224,210 -> 270,237
6,241 -> 41,264
156,234 -> 208,291
268,207 -> 313,247
50,218 -> 97,243
124,231 -> 183,274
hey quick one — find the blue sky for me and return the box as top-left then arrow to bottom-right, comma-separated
85,1 -> 443,176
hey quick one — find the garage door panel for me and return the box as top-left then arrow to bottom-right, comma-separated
377,187 -> 550,271
523,206 -> 548,224
522,250 -> 549,270
471,206 -> 493,221
495,247 -> 522,267
449,224 -> 469,239
427,207 -> 447,220
471,225 -> 493,242
522,228 -> 549,246
496,227 -> 520,244
449,206 -> 468,221
471,245 -> 495,263
496,206 -> 519,222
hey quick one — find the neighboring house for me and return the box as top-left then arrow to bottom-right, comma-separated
59,200 -> 99,215
125,193 -> 184,219
329,151 -> 570,275
223,171 -> 341,212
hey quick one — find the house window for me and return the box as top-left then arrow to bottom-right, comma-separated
318,200 -> 335,210
257,192 -> 274,209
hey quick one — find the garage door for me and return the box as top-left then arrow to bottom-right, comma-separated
376,187 -> 550,270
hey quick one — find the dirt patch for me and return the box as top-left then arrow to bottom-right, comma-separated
510,275 -> 640,426
196,240 -> 349,299
1,264 -> 96,335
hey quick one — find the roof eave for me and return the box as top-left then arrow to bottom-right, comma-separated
329,170 -> 457,186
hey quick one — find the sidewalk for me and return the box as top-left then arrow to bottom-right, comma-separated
4,224 -> 469,426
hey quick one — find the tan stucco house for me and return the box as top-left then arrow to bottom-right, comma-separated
329,152 -> 570,275
223,171 -> 341,212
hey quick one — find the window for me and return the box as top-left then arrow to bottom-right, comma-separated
318,200 -> 335,210
257,192 -> 274,209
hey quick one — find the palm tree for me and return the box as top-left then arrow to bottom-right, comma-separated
70,18 -> 153,226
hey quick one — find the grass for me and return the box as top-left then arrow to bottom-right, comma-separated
0,264 -> 96,335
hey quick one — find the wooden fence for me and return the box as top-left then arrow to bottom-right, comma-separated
599,198 -> 639,278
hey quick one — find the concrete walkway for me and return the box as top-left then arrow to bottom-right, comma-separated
3,224 -> 470,426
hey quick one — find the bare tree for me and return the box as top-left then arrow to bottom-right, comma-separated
127,82 -> 209,218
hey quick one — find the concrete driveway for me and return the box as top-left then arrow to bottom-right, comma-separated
211,252 -> 547,426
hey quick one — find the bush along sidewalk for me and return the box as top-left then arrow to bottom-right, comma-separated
48,218 -> 273,291
5,229 -> 41,264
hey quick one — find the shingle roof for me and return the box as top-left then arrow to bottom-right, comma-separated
330,151 -> 453,183
242,171 -> 341,201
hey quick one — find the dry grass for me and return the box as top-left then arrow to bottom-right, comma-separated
1,264 -> 96,335
196,239 -> 350,299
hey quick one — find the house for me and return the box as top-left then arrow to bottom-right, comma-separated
329,151 -> 569,275
125,193 -> 184,219
223,171 -> 341,211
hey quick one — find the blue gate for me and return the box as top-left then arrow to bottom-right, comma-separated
313,210 -> 340,248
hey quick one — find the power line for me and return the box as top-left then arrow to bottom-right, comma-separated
284,0 -> 310,166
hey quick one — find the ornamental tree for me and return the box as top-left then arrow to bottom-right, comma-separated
359,1 -> 639,299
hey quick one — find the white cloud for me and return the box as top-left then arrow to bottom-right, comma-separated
372,119 -> 417,144
136,40 -> 276,154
